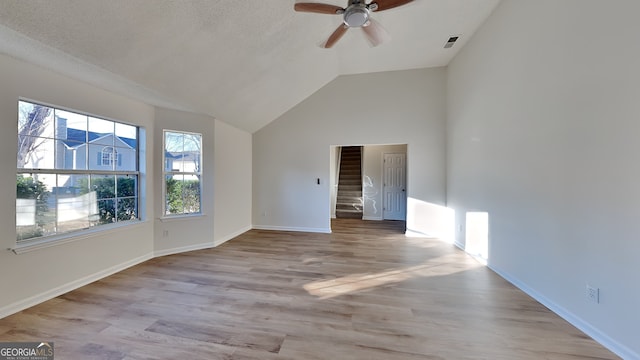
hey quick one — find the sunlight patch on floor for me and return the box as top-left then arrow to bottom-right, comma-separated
303,257 -> 482,299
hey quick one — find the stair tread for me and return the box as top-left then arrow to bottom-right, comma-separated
336,146 -> 363,220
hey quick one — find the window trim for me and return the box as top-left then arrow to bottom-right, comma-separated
11,219 -> 149,254
16,99 -> 142,246
162,129 -> 203,216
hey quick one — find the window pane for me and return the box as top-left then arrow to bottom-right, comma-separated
60,111 -> 89,146
117,175 -> 137,197
16,173 -> 55,240
165,151 -> 180,172
68,174 -> 90,196
56,174 -> 91,232
117,198 -> 138,221
182,151 -> 200,174
19,101 -> 54,139
184,134 -> 201,152
18,136 -> 55,169
56,139 -> 82,170
114,145 -> 136,171
116,123 -> 137,150
16,198 -> 39,240
57,178 -> 94,234
165,174 -> 183,215
89,144 -> 113,170
164,131 -> 184,153
97,199 -> 116,225
183,177 -> 201,214
88,117 -> 114,143
90,175 -> 115,200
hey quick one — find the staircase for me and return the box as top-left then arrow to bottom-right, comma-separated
335,146 -> 363,219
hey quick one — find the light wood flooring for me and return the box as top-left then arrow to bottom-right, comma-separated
0,219 -> 619,359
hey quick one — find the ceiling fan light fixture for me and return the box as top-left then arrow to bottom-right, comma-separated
294,0 -> 415,48
343,4 -> 370,27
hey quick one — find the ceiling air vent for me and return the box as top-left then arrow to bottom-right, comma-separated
444,36 -> 459,49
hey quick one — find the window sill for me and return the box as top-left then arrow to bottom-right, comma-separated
11,220 -> 148,255
158,213 -> 207,223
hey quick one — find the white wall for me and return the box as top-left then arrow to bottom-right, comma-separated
153,108 -> 216,255
0,55 -> 254,317
447,1 -> 640,358
0,53 -> 155,315
153,110 -> 252,255
253,68 -> 446,234
214,119 -> 252,242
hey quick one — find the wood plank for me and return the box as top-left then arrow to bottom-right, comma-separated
0,219 -> 619,359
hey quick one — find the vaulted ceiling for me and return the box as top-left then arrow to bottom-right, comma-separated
0,0 -> 500,133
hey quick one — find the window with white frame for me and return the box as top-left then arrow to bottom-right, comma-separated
163,130 -> 202,216
16,100 -> 140,242
100,146 -> 122,167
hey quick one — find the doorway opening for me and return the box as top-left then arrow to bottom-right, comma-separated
330,144 -> 407,228
335,146 -> 364,219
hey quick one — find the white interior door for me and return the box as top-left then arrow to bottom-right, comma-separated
383,153 -> 406,220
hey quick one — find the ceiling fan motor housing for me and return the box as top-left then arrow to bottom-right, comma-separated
343,4 -> 370,27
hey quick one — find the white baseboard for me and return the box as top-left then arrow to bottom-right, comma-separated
214,226 -> 252,247
154,226 -> 252,257
362,216 -> 383,221
252,225 -> 331,234
490,265 -> 638,360
154,242 -> 216,258
405,228 -> 436,238
0,253 -> 153,319
1,225 -> 255,319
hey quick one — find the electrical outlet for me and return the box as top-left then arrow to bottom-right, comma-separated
162,230 -> 169,237
586,284 -> 599,303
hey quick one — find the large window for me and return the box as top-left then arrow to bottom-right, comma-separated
163,130 -> 202,216
16,100 -> 139,242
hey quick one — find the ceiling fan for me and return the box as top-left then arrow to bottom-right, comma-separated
294,0 -> 414,48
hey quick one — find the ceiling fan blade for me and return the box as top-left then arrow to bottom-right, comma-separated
362,19 -> 390,47
371,0 -> 414,12
294,2 -> 344,14
323,24 -> 349,48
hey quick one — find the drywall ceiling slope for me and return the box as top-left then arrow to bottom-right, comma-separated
0,0 -> 499,133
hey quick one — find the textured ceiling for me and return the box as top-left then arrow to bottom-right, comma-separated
0,0 -> 500,132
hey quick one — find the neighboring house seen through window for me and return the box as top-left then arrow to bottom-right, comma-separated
163,130 -> 202,216
16,100 -> 140,242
